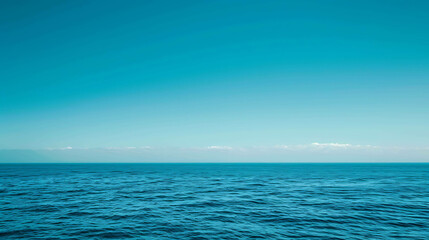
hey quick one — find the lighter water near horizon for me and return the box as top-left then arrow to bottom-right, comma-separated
0,163 -> 428,239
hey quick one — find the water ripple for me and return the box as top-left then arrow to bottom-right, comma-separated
0,163 -> 428,239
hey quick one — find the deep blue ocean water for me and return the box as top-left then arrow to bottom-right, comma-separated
0,163 -> 428,239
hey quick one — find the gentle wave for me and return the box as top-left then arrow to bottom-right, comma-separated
0,163 -> 428,239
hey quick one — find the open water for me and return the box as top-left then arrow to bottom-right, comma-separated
0,163 -> 428,239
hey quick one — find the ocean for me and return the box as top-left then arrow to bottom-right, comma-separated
0,163 -> 428,239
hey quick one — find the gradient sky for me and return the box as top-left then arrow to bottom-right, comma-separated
1,1 -> 428,162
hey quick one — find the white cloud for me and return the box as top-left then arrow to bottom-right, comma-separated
43,144 -> 380,152
311,142 -> 352,148
207,146 -> 233,150
9,144 -> 429,163
269,143 -> 379,151
308,143 -> 379,151
45,147 -> 73,151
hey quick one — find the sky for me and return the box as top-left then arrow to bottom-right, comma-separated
1,0 -> 428,162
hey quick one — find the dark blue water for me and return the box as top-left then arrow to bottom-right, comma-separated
0,164 -> 428,239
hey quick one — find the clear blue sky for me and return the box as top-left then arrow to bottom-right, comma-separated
1,1 -> 428,161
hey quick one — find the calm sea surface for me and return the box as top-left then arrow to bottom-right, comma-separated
0,163 -> 428,239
